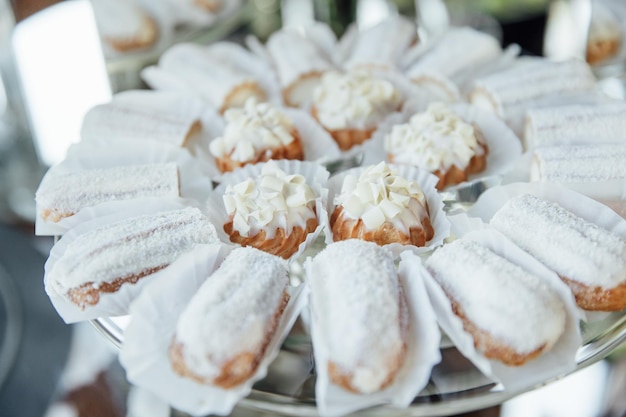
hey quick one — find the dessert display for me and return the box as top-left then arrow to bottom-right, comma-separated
307,240 -> 408,394
34,16 -> 626,417
384,102 -> 488,189
311,70 -> 403,150
426,238 -> 567,366
524,102 -> 626,149
330,163 -> 434,247
208,99 -> 304,173
219,161 -> 321,259
45,207 -> 217,310
80,90 -> 203,147
169,247 -> 290,388
142,43 -> 269,114
36,162 -> 179,224
490,194 -> 626,311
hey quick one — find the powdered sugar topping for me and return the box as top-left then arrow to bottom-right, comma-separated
223,161 -> 317,238
384,103 -> 484,172
209,99 -> 295,162
334,162 -> 429,233
426,238 -> 566,355
490,194 -> 626,289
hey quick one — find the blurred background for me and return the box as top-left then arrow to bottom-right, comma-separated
0,0 -> 625,416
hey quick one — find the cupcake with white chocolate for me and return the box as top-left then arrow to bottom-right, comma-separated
312,71 -> 403,150
209,99 -> 304,173
385,103 -> 488,190
221,161 -> 320,259
330,162 -> 433,247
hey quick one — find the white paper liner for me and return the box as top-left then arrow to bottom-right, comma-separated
206,160 -> 331,262
205,107 -> 342,182
467,182 -> 626,319
362,102 -> 523,194
420,228 -> 584,392
44,197 -> 211,323
305,250 -> 442,417
119,243 -> 309,417
326,163 -> 450,257
35,139 -> 214,236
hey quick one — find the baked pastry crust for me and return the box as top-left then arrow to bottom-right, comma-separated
312,106 -> 376,150
330,206 -> 433,247
224,217 -> 318,259
215,128 -> 304,173
561,277 -> 626,312
104,14 -> 158,52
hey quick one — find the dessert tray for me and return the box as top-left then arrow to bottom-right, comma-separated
36,15 -> 626,417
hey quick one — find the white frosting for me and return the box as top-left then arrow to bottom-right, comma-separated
91,0 -> 150,40
49,207 -> 218,294
175,247 -> 288,383
313,71 -> 402,130
223,161 -> 317,238
36,163 -> 179,220
490,194 -> 626,289
531,143 -> 626,183
426,239 -> 566,355
308,239 -> 405,393
334,162 -> 429,233
384,103 -> 484,172
209,99 -> 295,162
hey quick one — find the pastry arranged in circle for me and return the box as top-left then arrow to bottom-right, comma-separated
221,161 -> 319,259
209,99 -> 304,173
384,103 -> 488,190
426,238 -> 567,366
307,239 -> 408,393
311,70 -> 403,150
331,162 -> 433,247
490,194 -> 626,311
169,247 -> 289,388
35,162 -> 180,224
46,207 -> 217,310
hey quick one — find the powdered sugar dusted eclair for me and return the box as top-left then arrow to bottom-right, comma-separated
142,43 -> 266,114
47,207 -> 217,309
222,161 -> 318,259
384,103 -> 488,189
426,238 -> 567,366
490,194 -> 626,311
331,162 -> 433,247
312,70 -> 403,150
308,239 -> 407,393
91,0 -> 158,53
209,98 -> 303,173
81,90 -> 203,147
524,102 -> 626,149
36,162 -> 179,223
169,247 -> 289,389
266,29 -> 335,107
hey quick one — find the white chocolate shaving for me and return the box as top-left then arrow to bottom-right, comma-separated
223,161 -> 317,238
334,162 -> 429,233
490,194 -> 626,289
308,239 -> 406,393
175,247 -> 288,383
209,99 -> 295,162
426,239 -> 566,355
384,103 -> 484,172
313,70 -> 402,130
36,163 -> 179,221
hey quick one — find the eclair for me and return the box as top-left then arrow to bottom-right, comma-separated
490,194 -> 626,311
426,238 -> 567,366
46,207 -> 217,309
169,247 -> 289,388
307,239 -> 408,393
